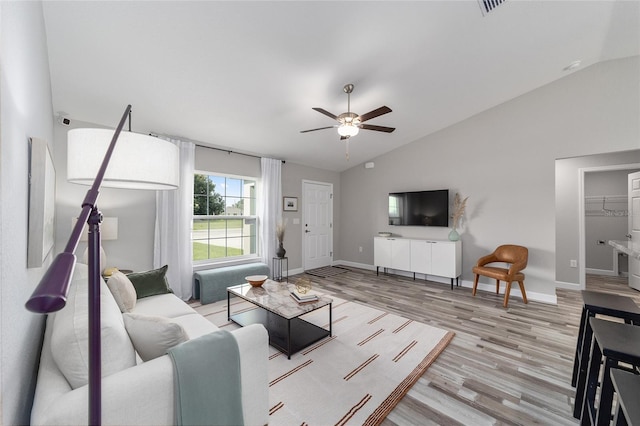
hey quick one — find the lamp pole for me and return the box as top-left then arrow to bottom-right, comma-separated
26,105 -> 133,426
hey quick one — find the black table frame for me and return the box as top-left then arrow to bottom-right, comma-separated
580,318 -> 640,425
227,289 -> 331,359
572,291 -> 640,419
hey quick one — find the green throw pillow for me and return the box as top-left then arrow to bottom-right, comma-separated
126,265 -> 173,299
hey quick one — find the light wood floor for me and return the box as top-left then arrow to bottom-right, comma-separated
288,268 -> 637,426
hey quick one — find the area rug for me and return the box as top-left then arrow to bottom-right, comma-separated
192,292 -> 455,425
305,265 -> 350,278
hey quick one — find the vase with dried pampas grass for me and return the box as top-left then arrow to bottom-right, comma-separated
276,219 -> 286,258
449,193 -> 468,241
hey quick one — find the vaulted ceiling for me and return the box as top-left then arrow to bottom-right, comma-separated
42,1 -> 640,172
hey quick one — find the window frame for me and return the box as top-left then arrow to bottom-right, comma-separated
192,170 -> 259,266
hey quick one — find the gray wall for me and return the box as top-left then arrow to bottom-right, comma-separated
338,56 -> 640,300
0,2 -> 55,423
53,118 -> 158,273
585,169 -> 638,274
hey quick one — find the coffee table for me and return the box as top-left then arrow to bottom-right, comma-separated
227,280 -> 332,359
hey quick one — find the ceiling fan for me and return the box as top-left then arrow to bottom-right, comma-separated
300,84 -> 395,140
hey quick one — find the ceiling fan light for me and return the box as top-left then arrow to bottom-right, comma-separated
338,123 -> 359,137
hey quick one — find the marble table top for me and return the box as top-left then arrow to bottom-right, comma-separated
609,240 -> 640,260
228,280 -> 332,320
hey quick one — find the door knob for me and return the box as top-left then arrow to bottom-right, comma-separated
305,230 -> 311,233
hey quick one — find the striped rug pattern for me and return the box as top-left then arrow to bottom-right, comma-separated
193,293 -> 454,425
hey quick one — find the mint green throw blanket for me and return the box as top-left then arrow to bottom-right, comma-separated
167,330 -> 244,426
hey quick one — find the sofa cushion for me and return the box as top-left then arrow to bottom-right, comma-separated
50,263 -> 137,389
126,265 -> 172,299
123,313 -> 188,361
106,271 -> 137,312
169,313 -> 220,340
132,293 -> 197,318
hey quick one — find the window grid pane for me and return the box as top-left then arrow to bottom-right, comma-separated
192,173 -> 258,262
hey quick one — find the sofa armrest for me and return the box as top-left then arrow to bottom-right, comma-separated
32,324 -> 269,426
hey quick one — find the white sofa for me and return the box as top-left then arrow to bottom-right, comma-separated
31,263 -> 269,425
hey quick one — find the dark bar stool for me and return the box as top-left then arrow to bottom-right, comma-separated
572,291 -> 640,419
580,319 -> 640,425
610,369 -> 640,426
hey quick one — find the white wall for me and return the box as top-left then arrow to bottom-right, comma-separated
338,56 -> 640,301
0,2 -> 55,423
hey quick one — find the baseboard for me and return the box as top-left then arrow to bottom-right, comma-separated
585,268 -> 618,277
333,261 -> 558,304
461,279 -> 557,305
554,280 -> 581,290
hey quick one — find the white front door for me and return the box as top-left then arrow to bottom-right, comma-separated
629,171 -> 640,290
303,181 -> 333,270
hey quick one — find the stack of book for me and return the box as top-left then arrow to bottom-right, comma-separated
290,291 -> 318,304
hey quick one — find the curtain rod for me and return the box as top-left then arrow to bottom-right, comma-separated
152,133 -> 285,163
196,144 -> 285,163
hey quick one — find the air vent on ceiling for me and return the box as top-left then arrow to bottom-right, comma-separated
478,0 -> 507,16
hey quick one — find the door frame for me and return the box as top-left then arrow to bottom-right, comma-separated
301,180 -> 334,271
578,163 -> 640,289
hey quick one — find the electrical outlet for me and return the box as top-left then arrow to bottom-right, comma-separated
570,259 -> 577,268
359,246 -> 363,253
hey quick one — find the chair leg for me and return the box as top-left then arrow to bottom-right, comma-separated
518,280 -> 528,304
495,279 -> 500,294
503,281 -> 512,308
472,274 -> 479,296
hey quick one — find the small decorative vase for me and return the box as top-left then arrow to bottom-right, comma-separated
276,241 -> 286,258
448,228 -> 460,241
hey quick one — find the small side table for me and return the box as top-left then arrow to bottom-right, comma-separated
272,257 -> 288,282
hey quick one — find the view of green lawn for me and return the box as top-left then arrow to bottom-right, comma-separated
193,241 -> 243,260
193,219 -> 243,231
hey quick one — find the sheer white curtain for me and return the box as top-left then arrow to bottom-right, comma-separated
259,158 -> 282,271
154,137 -> 195,300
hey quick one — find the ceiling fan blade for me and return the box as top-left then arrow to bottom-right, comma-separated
312,107 -> 339,121
300,126 -> 336,133
358,106 -> 392,123
360,124 -> 396,133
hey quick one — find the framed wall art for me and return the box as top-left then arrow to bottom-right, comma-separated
27,138 -> 56,268
283,196 -> 298,212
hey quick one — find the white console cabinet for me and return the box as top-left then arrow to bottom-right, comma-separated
374,237 -> 461,289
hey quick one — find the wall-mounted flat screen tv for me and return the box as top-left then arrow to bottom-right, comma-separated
388,189 -> 449,227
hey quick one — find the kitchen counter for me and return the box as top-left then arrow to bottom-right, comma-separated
609,240 -> 640,260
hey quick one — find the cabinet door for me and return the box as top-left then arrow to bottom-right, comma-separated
431,241 -> 457,278
374,238 -> 392,268
391,239 -> 411,271
410,240 -> 432,274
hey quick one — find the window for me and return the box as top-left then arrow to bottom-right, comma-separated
192,173 -> 257,262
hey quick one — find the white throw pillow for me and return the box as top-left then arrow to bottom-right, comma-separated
106,271 -> 137,313
50,264 -> 137,389
123,313 -> 188,361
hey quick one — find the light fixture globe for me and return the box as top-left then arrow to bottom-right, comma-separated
338,123 -> 360,137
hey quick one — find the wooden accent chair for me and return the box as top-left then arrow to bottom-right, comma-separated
472,245 -> 528,308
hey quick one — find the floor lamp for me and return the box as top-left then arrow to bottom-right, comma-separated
26,105 -> 179,425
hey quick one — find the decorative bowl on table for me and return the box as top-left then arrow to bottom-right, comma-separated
245,275 -> 268,287
378,232 -> 392,237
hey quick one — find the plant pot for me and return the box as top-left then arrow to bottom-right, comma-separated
276,242 -> 286,258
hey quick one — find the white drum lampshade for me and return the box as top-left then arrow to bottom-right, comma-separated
67,128 -> 179,190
